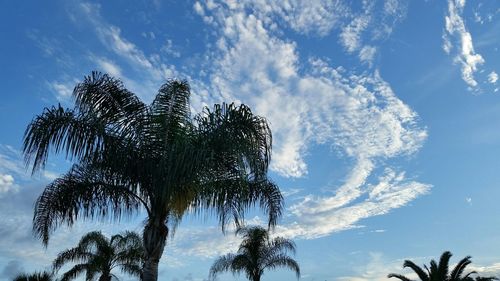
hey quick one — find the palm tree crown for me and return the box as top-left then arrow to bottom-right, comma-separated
13,272 -> 53,281
209,226 -> 300,281
388,251 -> 498,281
52,231 -> 144,281
23,72 -> 283,281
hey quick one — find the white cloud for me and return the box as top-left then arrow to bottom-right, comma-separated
359,45 -> 377,64
340,14 -> 371,53
48,81 -> 74,101
186,0 -> 430,243
444,0 -> 485,89
280,166 -> 430,239
443,34 -> 453,54
0,144 -> 57,182
488,71 -> 498,84
266,0 -> 348,36
0,174 -> 15,194
162,39 -> 181,58
203,1 -> 427,177
93,57 -> 122,77
337,253 -> 419,281
469,262 -> 500,277
78,2 -> 180,102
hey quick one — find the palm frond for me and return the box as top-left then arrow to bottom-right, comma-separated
387,273 -> 413,281
209,254 -> 237,280
13,272 -> 53,281
73,71 -> 147,129
113,231 -> 142,251
449,255 -> 472,280
250,180 -> 283,229
262,254 -> 300,279
33,164 -> 143,245
266,237 -> 296,255
429,259 -> 439,280
113,232 -> 144,266
149,79 -> 191,146
403,260 -> 429,281
23,105 -> 100,172
53,247 -> 93,272
195,178 -> 283,233
118,263 -> 142,277
59,264 -> 89,281
437,251 -> 452,280
195,103 -> 272,180
475,277 -> 499,281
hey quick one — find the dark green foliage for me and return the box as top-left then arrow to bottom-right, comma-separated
52,231 -> 144,281
464,276 -> 499,281
209,226 -> 300,281
388,251 -> 498,281
12,272 -> 53,281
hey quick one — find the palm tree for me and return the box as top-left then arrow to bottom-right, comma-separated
388,251 -> 496,281
465,277 -> 499,281
13,272 -> 53,281
53,231 -> 144,281
209,226 -> 300,281
23,72 -> 283,281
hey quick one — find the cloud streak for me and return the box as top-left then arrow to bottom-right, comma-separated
443,0 -> 485,89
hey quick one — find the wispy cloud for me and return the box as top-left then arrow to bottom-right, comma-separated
92,56 -> 123,77
76,2 -> 180,102
488,71 -> 498,84
443,0 -> 485,90
340,14 -> 371,53
47,80 -> 77,102
0,144 -> 57,183
174,0 -> 430,248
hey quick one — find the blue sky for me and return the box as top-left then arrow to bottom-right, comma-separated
1,0 -> 500,280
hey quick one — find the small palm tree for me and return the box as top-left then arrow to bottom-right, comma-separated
23,72 -> 283,281
388,251 -> 497,281
209,226 -> 300,281
53,231 -> 144,281
13,272 -> 53,281
466,277 -> 499,281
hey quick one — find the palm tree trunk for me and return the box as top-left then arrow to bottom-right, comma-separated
141,218 -> 168,281
252,274 -> 260,281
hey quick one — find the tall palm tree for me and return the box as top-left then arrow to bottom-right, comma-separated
388,251 -> 496,281
13,272 -> 53,281
209,226 -> 300,281
23,72 -> 283,281
53,231 -> 144,281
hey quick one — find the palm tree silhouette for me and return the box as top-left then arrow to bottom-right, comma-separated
13,272 -> 53,281
52,231 -> 144,281
388,251 -> 497,281
465,277 -> 499,281
23,72 -> 283,281
209,226 -> 300,281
